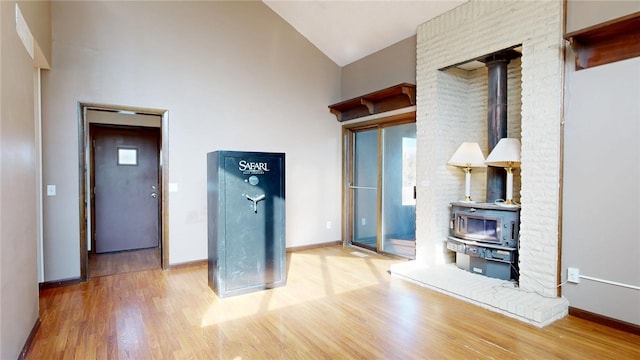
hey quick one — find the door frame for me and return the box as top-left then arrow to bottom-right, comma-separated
341,111 -> 416,253
78,102 -> 170,281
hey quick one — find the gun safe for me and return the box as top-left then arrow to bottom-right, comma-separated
207,151 -> 286,297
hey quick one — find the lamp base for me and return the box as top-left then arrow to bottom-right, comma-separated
497,199 -> 519,207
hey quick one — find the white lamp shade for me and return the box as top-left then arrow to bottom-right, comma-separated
485,138 -> 521,167
448,142 -> 486,167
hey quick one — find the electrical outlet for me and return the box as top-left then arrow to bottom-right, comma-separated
326,221 -> 332,229
567,267 -> 580,283
361,218 -> 366,226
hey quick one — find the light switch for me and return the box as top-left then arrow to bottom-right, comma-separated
169,183 -> 178,192
47,185 -> 56,196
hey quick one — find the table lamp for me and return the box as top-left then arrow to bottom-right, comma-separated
448,142 -> 486,202
485,138 -> 521,206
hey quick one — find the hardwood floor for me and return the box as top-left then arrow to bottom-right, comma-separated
88,247 -> 161,278
28,246 -> 639,359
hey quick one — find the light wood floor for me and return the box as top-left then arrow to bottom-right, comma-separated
28,246 -> 639,359
88,247 -> 161,278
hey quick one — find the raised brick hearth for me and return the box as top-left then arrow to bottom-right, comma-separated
393,0 -> 569,325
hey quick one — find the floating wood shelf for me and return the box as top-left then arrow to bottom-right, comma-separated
564,12 -> 640,70
328,83 -> 416,122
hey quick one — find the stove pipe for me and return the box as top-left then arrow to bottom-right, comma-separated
483,50 -> 521,203
485,56 -> 509,202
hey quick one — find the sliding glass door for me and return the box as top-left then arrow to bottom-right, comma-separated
345,118 -> 416,259
380,123 -> 416,258
351,129 -> 379,250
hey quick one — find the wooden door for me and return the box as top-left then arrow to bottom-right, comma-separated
92,125 -> 160,253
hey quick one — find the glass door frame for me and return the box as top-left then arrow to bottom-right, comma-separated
341,111 -> 416,254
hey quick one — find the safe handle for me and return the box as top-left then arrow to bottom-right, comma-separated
245,194 -> 266,213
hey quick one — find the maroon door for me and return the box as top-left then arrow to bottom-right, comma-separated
92,125 -> 160,253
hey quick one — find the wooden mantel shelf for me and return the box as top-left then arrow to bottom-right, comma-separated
564,12 -> 640,70
328,83 -> 416,122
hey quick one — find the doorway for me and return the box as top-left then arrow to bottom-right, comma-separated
343,113 -> 416,259
89,124 -> 161,277
78,104 -> 169,281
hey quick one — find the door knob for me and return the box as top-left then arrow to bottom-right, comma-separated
151,193 -> 158,198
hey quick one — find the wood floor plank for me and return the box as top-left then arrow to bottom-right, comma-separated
28,246 -> 640,359
89,247 -> 161,278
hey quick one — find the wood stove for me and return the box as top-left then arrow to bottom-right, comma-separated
447,201 -> 520,281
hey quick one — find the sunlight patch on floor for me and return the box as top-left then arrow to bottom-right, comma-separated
349,251 -> 368,257
200,251 -> 401,327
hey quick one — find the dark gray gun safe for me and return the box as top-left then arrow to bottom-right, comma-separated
207,151 -> 286,298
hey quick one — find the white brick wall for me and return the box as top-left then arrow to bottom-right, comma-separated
416,0 -> 564,297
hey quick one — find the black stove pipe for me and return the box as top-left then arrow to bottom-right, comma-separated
482,50 -> 521,203
485,56 -> 509,203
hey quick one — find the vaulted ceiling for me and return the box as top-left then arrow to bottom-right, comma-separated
263,0 -> 468,66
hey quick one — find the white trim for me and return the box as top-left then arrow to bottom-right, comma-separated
35,68 -> 44,282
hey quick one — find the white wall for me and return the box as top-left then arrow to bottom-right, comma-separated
16,0 -> 51,69
566,0 -> 640,32
341,36 -> 416,100
1,1 -> 50,357
562,1 -> 640,326
42,1 -> 342,281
